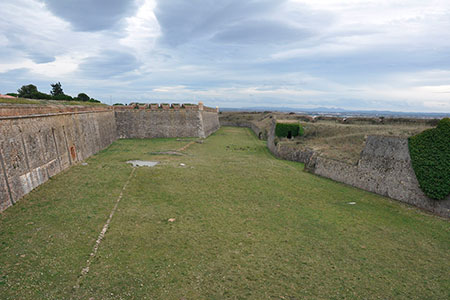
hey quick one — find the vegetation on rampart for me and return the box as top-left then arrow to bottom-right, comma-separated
220,112 -> 435,163
275,122 -> 303,138
4,82 -> 101,103
0,97 -> 106,106
409,118 -> 450,200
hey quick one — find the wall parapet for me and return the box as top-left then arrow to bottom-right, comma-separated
0,104 -> 110,118
114,102 -> 218,112
114,102 -> 220,139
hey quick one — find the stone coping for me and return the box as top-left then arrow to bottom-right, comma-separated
114,103 -> 218,112
0,104 -> 111,118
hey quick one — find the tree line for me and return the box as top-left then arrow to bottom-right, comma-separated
7,82 -> 100,103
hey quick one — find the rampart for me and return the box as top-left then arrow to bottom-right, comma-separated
267,120 -> 450,217
0,102 -> 220,211
115,103 -> 220,139
0,108 -> 117,211
219,120 -> 265,139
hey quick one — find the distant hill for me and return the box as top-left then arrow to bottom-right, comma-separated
219,106 -> 450,119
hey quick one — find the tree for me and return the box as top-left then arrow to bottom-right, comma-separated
50,82 -> 64,96
77,93 -> 90,102
17,84 -> 38,98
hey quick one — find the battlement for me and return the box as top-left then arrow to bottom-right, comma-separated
114,101 -> 220,139
113,102 -> 219,113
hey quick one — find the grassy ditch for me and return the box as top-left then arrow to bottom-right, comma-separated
0,127 -> 449,299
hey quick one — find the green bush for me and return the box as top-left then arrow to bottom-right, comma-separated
275,122 -> 304,138
408,118 -> 450,200
52,94 -> 73,101
77,93 -> 90,102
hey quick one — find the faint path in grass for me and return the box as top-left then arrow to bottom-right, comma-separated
74,167 -> 136,289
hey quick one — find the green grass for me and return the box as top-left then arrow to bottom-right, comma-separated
0,97 -> 107,106
0,127 -> 449,299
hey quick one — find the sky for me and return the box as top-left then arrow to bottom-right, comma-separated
0,0 -> 449,112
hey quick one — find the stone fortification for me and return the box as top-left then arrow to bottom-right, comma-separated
115,103 -> 220,139
0,109 -> 117,211
219,120 -> 265,139
267,120 -> 450,217
0,102 -> 220,211
0,104 -> 109,117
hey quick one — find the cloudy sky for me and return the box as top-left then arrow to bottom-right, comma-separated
0,0 -> 449,112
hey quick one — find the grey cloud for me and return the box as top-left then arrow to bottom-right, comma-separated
155,0 -> 287,46
42,0 -> 138,31
213,20 -> 312,44
0,23 -> 58,64
79,51 -> 140,77
28,53 -> 55,64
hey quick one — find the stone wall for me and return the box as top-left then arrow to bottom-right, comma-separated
267,120 -> 450,217
115,103 -> 220,139
219,120 -> 265,139
115,110 -> 203,138
0,102 -> 220,211
0,104 -> 109,117
0,110 -> 117,211
201,110 -> 221,138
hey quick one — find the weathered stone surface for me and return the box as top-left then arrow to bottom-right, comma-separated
0,110 -> 116,210
0,104 -> 109,117
0,104 -> 220,211
201,111 -> 220,138
115,107 -> 219,139
220,121 -> 264,139
267,120 -> 450,217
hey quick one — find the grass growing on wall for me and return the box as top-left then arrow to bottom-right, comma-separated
0,97 -> 107,106
408,118 -> 450,200
275,122 -> 303,138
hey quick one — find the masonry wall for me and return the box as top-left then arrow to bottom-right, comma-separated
267,121 -> 450,217
201,110 -> 221,138
115,106 -> 220,139
115,110 -> 203,138
219,120 -> 265,139
0,103 -> 220,212
0,110 -> 117,211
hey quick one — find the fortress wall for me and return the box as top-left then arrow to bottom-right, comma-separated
266,119 -> 312,161
267,121 -> 450,217
201,110 -> 220,137
115,106 -> 220,139
220,121 -> 264,139
0,104 -> 109,117
309,136 -> 450,217
0,110 -> 116,211
115,110 -> 203,138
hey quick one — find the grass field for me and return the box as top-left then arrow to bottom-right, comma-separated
0,127 -> 449,299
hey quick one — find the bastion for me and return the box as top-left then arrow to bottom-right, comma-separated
0,102 -> 220,211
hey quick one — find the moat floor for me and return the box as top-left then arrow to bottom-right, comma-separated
0,127 -> 449,299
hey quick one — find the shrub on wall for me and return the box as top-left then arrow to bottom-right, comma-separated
408,118 -> 450,200
275,122 -> 304,138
